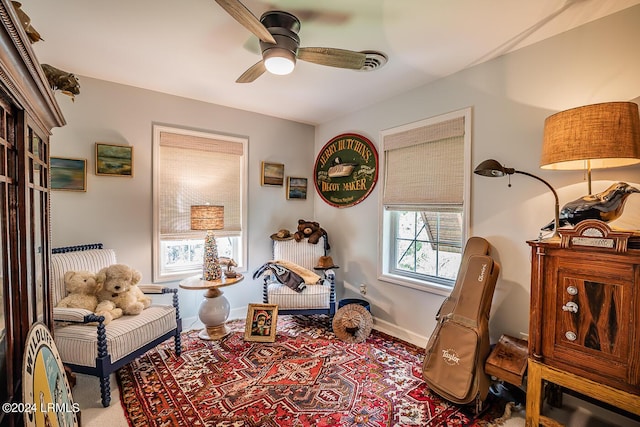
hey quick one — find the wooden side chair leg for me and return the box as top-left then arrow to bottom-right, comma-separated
99,375 -> 111,407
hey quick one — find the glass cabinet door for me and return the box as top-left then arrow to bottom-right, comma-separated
0,194 -> 6,406
27,128 -> 49,324
0,93 -> 15,409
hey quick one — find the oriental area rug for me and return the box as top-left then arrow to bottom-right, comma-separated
117,316 -> 509,426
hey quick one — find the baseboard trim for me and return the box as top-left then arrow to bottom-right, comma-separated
372,317 -> 427,348
183,311 -> 427,349
182,307 -> 248,332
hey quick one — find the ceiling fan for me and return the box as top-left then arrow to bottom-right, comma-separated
214,0 -> 375,83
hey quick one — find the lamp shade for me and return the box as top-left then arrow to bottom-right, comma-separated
540,102 -> 640,171
473,159 -> 515,177
190,205 -> 224,231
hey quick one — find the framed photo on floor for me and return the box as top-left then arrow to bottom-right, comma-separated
244,303 -> 278,342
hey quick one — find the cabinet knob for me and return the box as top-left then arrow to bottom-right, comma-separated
566,286 -> 578,295
562,301 -> 579,313
565,331 -> 577,341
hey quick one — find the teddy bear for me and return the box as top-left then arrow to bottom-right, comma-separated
293,219 -> 329,246
95,264 -> 152,321
56,270 -> 100,311
56,270 -> 116,325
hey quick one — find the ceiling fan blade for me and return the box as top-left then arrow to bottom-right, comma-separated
214,0 -> 276,44
264,4 -> 351,25
236,60 -> 266,83
297,47 -> 366,70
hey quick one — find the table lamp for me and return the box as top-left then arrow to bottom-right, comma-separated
540,102 -> 640,195
474,159 -> 560,241
191,205 -> 224,281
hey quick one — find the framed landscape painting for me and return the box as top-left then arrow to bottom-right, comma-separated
50,157 -> 86,191
286,177 -> 308,200
261,162 -> 284,186
96,143 -> 133,177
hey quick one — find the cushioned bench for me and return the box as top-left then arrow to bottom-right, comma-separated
51,244 -> 182,407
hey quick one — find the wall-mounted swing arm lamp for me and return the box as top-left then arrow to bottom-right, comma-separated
474,159 -> 560,241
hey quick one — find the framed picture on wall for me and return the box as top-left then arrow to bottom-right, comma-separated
95,143 -> 133,177
286,177 -> 308,200
244,303 -> 278,342
261,162 -> 284,186
50,157 -> 87,191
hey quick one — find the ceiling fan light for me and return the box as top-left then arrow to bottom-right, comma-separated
263,48 -> 296,75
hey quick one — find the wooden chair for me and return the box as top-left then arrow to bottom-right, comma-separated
50,244 -> 182,407
262,237 -> 336,316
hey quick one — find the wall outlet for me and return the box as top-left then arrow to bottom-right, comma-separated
359,284 -> 367,295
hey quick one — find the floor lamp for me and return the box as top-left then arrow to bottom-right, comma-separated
474,159 -> 560,241
191,205 -> 224,281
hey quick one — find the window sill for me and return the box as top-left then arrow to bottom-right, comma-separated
378,272 -> 452,297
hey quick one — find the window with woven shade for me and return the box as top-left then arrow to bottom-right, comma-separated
152,125 -> 248,282
379,108 -> 471,294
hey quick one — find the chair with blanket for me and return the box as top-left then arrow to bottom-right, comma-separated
259,236 -> 336,316
50,243 -> 182,407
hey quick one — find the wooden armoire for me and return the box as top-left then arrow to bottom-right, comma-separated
0,0 -> 65,425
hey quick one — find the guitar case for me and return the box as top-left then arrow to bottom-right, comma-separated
422,237 -> 500,411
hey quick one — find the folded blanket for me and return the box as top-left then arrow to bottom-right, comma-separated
272,259 -> 321,285
252,260 -> 321,293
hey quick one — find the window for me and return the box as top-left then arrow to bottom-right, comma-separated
379,108 -> 471,294
152,125 -> 248,282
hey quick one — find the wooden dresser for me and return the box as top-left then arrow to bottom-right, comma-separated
526,220 -> 640,426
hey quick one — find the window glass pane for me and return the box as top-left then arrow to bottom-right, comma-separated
397,211 -> 417,239
160,237 -> 236,277
390,209 -> 462,285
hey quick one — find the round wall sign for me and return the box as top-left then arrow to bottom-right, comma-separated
314,133 -> 378,208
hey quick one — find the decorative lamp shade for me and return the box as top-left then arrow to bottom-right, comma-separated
540,102 -> 640,171
191,205 -> 224,231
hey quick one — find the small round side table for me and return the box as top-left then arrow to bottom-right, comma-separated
179,274 -> 244,340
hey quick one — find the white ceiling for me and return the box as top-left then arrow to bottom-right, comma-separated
20,0 -> 640,125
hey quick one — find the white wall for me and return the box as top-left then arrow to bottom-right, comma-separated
49,78 -> 316,320
315,5 -> 640,345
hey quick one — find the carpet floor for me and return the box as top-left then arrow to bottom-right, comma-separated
117,315 -> 511,426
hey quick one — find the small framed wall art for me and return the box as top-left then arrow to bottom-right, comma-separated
95,143 -> 133,177
261,162 -> 284,186
286,177 -> 308,200
244,303 -> 278,342
50,157 -> 87,192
